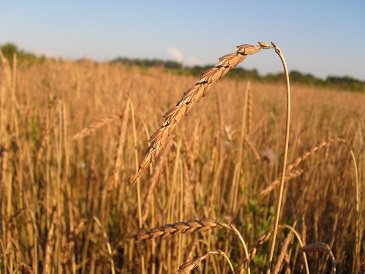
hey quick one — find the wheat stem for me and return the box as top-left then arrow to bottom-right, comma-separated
92,216 -> 115,274
281,224 -> 309,274
177,250 -> 235,274
267,42 -> 291,274
230,224 -> 251,274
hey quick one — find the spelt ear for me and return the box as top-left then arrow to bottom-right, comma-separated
126,219 -> 224,241
131,42 -> 272,183
300,242 -> 337,273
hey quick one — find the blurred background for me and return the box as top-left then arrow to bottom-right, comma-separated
1,0 -> 365,81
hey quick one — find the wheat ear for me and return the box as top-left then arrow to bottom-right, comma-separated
260,168 -> 304,197
260,139 -> 339,198
71,112 -> 122,141
300,242 -> 336,273
35,97 -> 54,165
259,137 -> 358,198
247,81 -> 253,135
19,263 -> 33,274
127,219 -> 230,241
62,218 -> 88,264
131,42 -> 274,183
110,99 -> 131,189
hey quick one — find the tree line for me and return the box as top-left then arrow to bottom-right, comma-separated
1,43 -> 364,92
111,56 -> 365,92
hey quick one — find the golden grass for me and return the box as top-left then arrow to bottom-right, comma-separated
0,47 -> 364,273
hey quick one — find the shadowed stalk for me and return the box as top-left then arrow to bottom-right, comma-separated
230,224 -> 251,274
43,209 -> 57,274
261,137 -> 360,272
177,250 -> 235,274
235,229 -> 274,273
92,216 -> 116,274
62,218 -> 88,264
273,228 -> 293,274
236,224 -> 309,273
337,140 -> 360,272
281,224 -> 309,274
130,100 -> 146,274
142,141 -> 173,223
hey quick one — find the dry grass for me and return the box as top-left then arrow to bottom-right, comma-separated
0,44 -> 364,273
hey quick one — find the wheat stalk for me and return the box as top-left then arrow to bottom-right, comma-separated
177,250 -> 234,274
141,140 -> 173,223
273,229 -> 293,274
267,42 -> 291,274
131,42 -> 274,183
43,209 -> 57,274
235,229 -> 274,273
183,240 -> 209,262
92,216 -> 116,274
236,224 -> 309,273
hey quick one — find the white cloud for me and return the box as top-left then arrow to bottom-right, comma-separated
167,48 -> 183,63
33,49 -> 57,58
186,56 -> 202,67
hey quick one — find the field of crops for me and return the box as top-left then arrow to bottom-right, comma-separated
0,53 -> 364,273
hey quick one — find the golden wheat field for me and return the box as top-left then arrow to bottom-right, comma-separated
0,47 -> 364,274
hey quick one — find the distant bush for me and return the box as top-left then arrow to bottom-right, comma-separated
0,43 -> 37,66
111,57 -> 365,92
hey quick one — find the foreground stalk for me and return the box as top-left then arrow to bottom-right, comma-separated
266,42 -> 291,273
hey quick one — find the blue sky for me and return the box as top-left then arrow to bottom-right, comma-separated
1,0 -> 364,80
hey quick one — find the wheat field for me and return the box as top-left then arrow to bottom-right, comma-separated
0,47 -> 364,273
